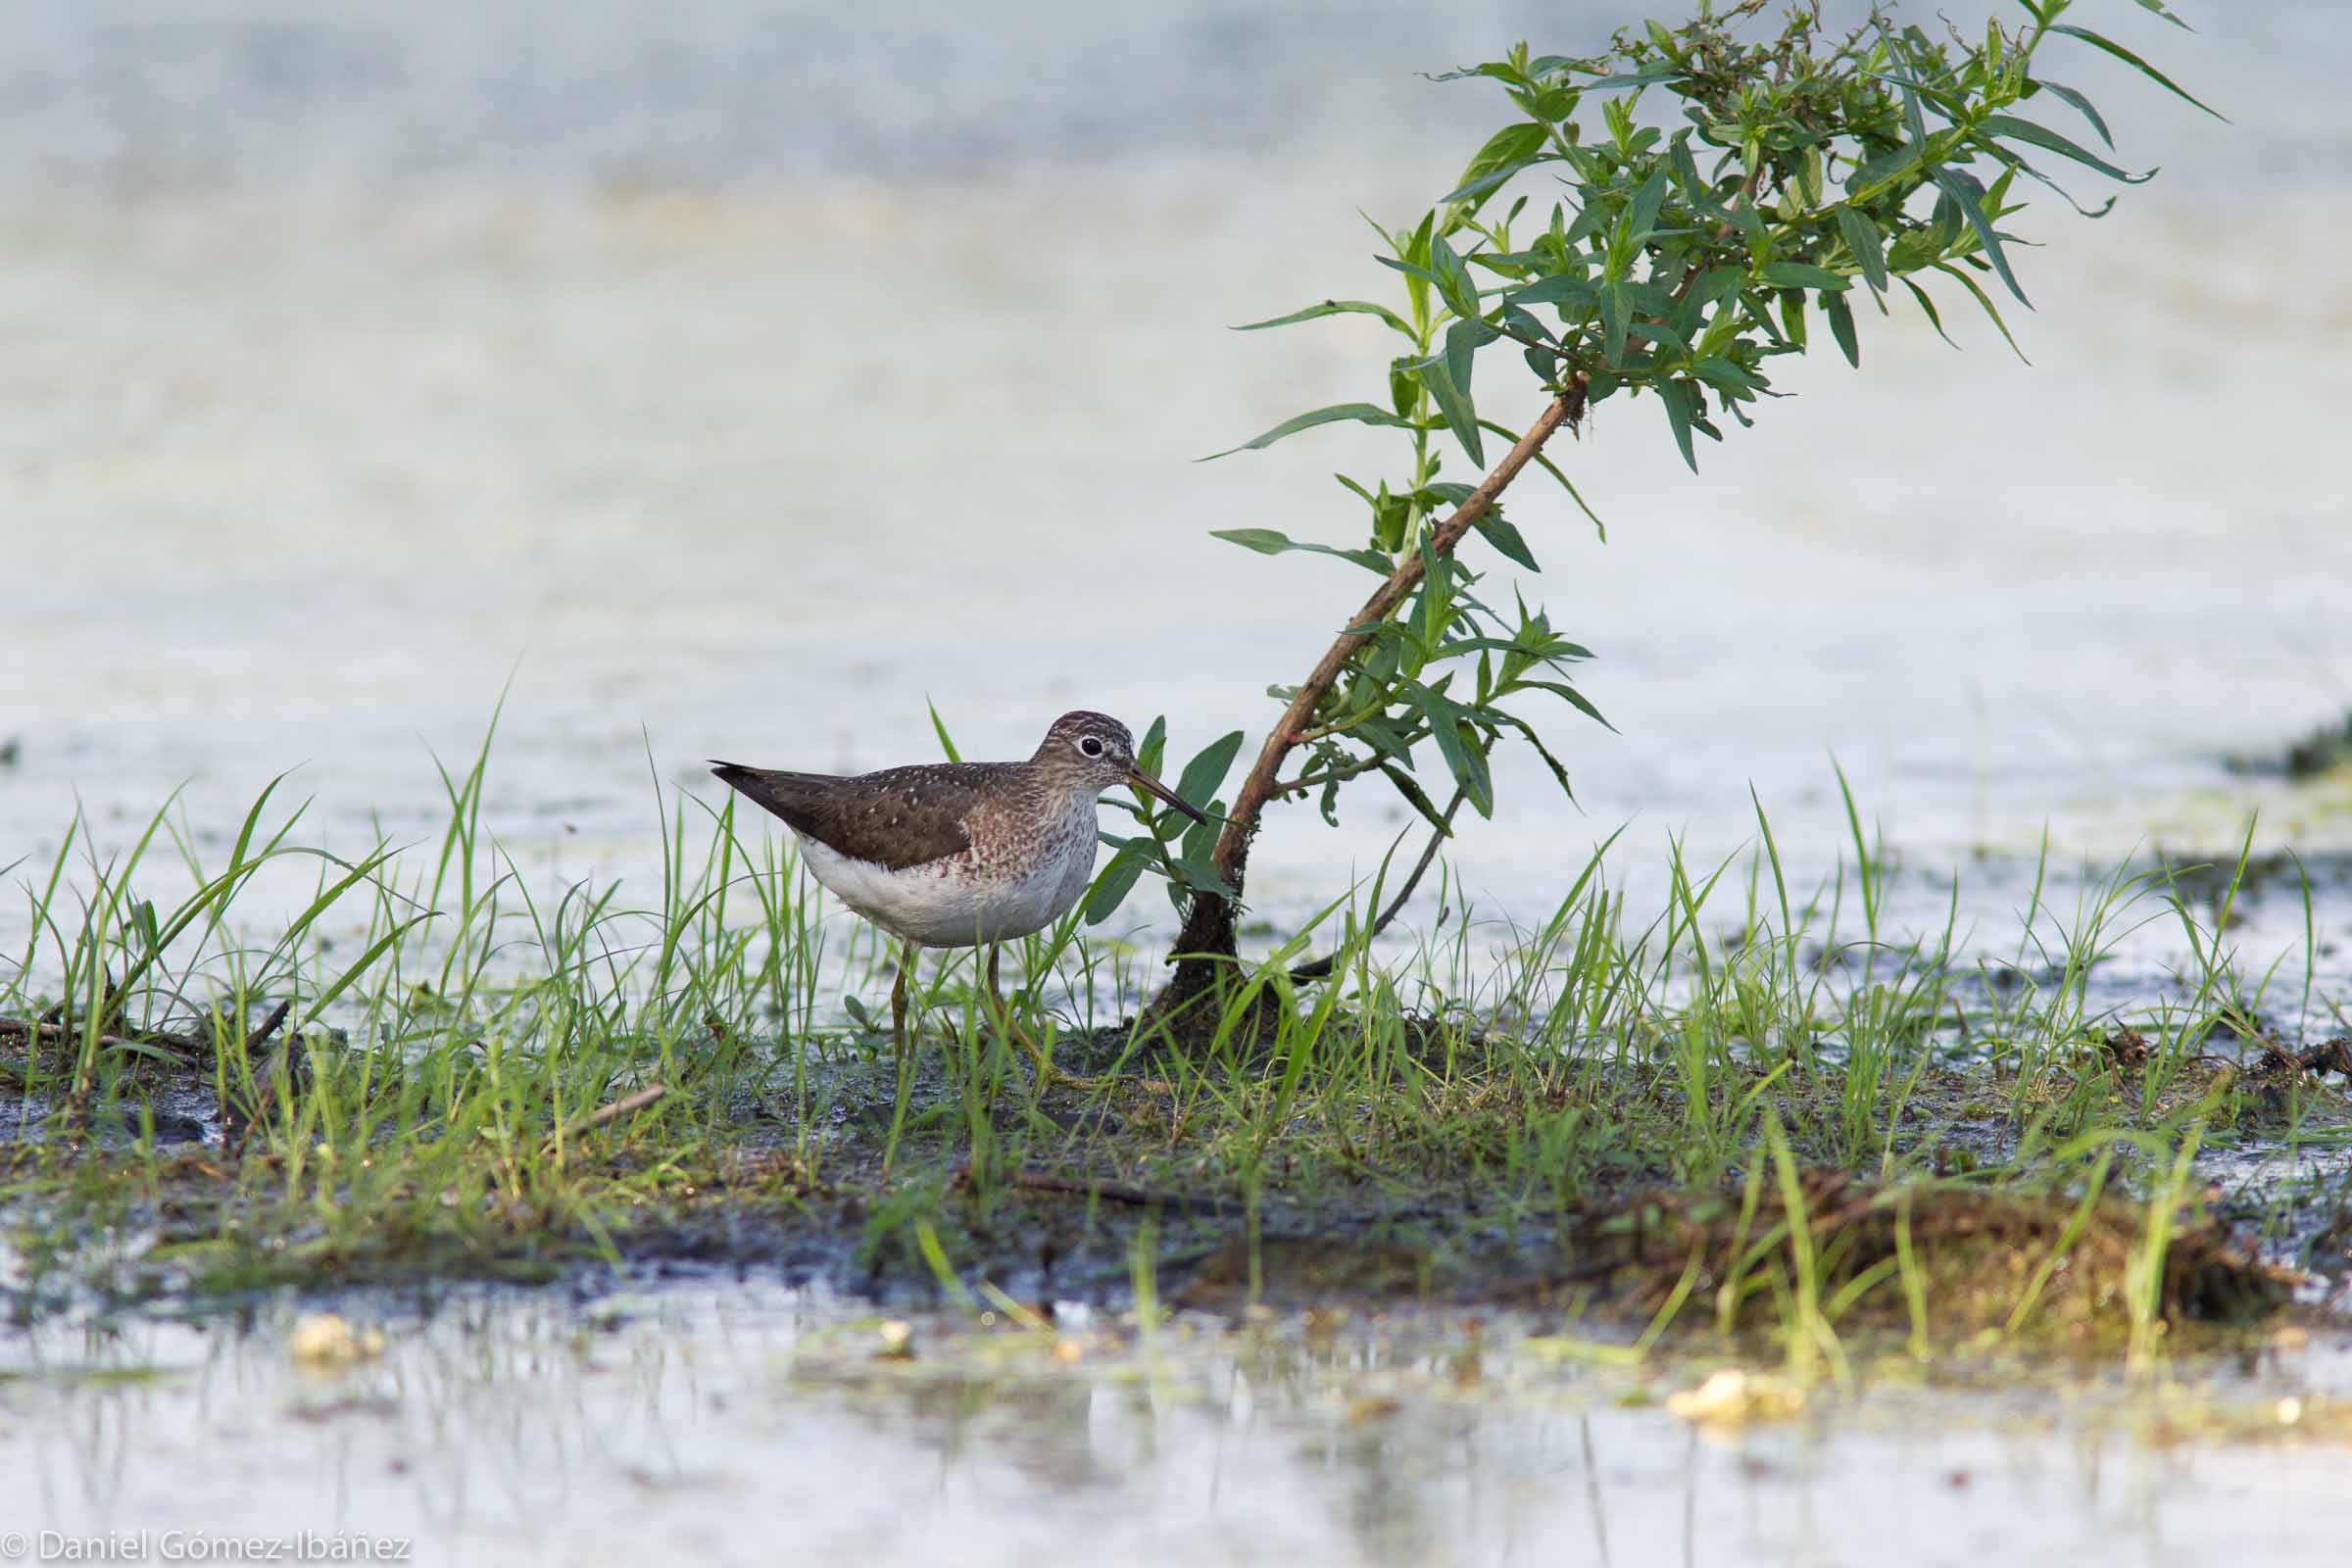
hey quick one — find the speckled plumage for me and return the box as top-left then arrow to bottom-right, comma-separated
712,710 -> 1200,951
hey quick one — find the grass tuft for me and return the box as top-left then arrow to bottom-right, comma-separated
0,726 -> 2341,1367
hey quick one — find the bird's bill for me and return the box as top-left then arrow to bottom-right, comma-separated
1127,765 -> 1208,825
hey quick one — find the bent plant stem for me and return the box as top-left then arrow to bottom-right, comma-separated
1157,384 -> 1586,1018
1288,783 -> 1469,984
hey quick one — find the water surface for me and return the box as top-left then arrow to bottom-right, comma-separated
5,1284 -> 2351,1567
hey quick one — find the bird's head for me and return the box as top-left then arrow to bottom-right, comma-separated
1034,710 -> 1205,824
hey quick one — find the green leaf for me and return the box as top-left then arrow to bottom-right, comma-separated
1388,361 -> 1418,419
1374,254 -> 1454,297
1780,288 -> 1808,349
1823,290 -> 1860,368
1863,65 -> 1969,128
1580,68 -> 1681,91
1845,142 -> 1918,200
1444,122 -> 1551,210
1200,403 -> 1414,462
1234,299 -> 1414,336
1734,290 -> 1786,350
1341,712 -> 1407,762
1834,206 -> 1888,293
1178,800 -> 1218,863
2126,0 -> 2193,30
2048,24 -> 2225,121
926,698 -> 961,762
1624,167 -> 1672,244
1929,168 -> 2030,307
1690,356 -> 1766,394
1758,261 -> 1850,292
1209,528 -> 1393,575
1929,260 -> 2032,365
1979,147 -> 2118,221
2029,79 -> 2115,149
1486,709 -> 1579,799
1473,511 -> 1540,570
1418,356 -> 1486,466
1378,763 -> 1456,837
1404,683 -> 1493,817
1413,540 -> 1448,650
1506,274 -> 1597,313
1977,115 -> 2153,183
1170,855 -> 1235,901
1690,266 -> 1744,310
1424,229 -> 1481,320
1899,276 -> 1958,348
1174,730 -> 1246,812
1436,633 -> 1554,662
1895,67 -> 1928,147
1658,380 -> 1697,472
1519,678 -> 1614,731
1082,843 -> 1151,924
1524,446 -> 1605,540
304,915 -> 431,1027
1497,301 -> 1549,341
1669,132 -> 1724,218
1599,279 -> 1631,368
1424,62 -> 1525,85
1211,526 -> 1311,555
1444,317 -> 1494,399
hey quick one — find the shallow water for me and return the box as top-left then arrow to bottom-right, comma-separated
2,1283 -> 2350,1567
5,5 -> 2351,956
9,179 -> 2351,1022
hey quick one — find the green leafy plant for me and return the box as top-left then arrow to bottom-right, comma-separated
1151,0 -> 2212,1017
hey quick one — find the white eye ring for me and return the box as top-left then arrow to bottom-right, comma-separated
1079,736 -> 1105,758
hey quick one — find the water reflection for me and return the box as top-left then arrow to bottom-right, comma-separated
0,1289 -> 2345,1564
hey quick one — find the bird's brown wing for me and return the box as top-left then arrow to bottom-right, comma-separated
710,760 -> 1013,870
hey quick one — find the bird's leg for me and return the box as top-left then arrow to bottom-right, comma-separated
986,943 -> 1084,1089
891,940 -> 914,1061
984,943 -> 1018,1055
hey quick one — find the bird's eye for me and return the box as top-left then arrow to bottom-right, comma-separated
1079,735 -> 1105,758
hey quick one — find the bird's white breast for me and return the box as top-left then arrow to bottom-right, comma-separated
794,793 -> 1101,949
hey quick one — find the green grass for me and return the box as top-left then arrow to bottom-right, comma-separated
0,718 -> 2341,1374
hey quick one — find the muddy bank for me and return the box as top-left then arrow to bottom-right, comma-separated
1,1016 -> 2328,1349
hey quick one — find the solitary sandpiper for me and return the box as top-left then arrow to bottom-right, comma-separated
712,710 -> 1204,1066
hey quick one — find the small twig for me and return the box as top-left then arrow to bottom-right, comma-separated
1289,784 -> 1470,984
992,1166 -> 1239,1215
558,1082 -> 669,1141
243,999 -> 293,1055
94,966 -> 123,1038
221,1000 -> 299,1154
0,1016 -> 210,1058
2243,1035 -> 2352,1088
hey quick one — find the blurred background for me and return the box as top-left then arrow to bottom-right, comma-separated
3,0 -> 2348,947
